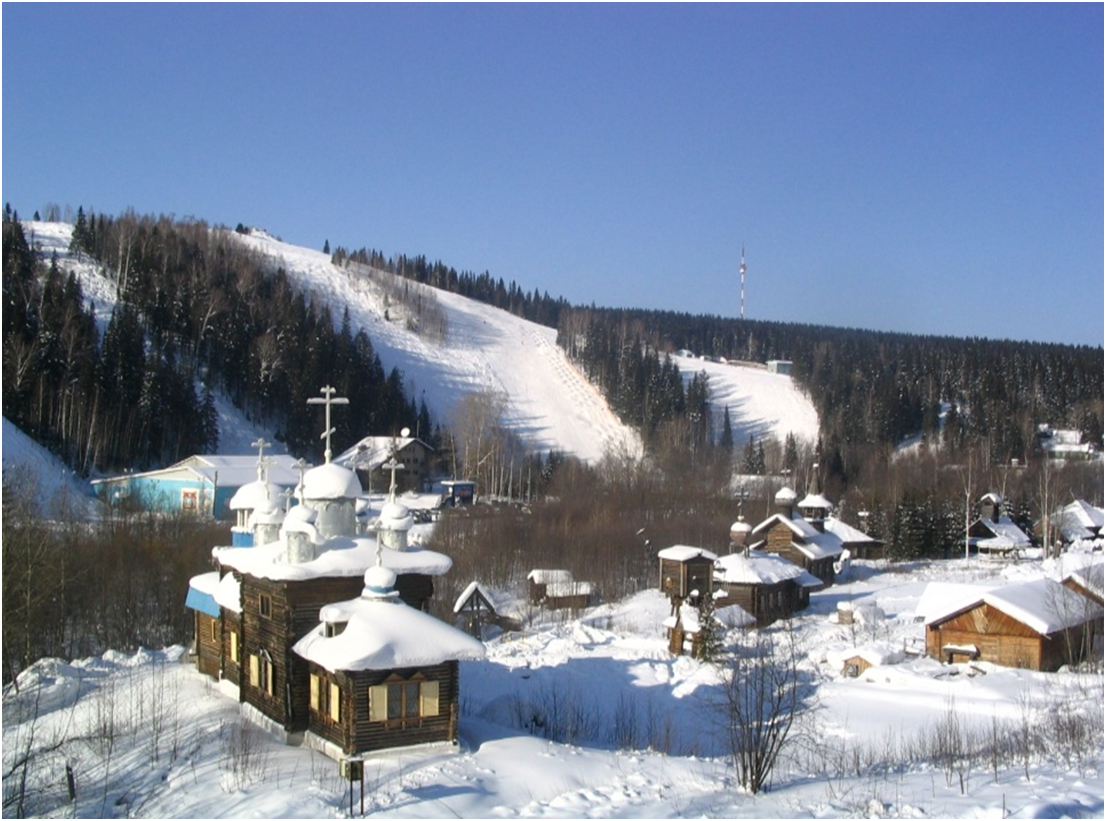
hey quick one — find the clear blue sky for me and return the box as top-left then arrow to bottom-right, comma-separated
4,3 -> 1102,346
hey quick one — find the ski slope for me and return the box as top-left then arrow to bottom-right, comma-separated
13,221 -> 818,465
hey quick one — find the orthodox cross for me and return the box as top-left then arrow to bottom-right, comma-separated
294,457 -> 311,501
306,385 -> 349,464
251,437 -> 271,481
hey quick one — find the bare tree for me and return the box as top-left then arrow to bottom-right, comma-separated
721,619 -> 813,794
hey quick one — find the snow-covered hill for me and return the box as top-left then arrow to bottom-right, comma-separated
1,417 -> 96,513
231,229 -> 819,459
12,221 -> 818,468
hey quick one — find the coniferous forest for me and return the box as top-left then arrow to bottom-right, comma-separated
3,205 -> 1103,490
2,207 -> 426,474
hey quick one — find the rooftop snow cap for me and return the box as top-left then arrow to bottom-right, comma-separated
730,517 -> 753,547
229,479 -> 281,510
362,564 -> 400,600
301,462 -> 362,500
775,487 -> 798,504
380,500 -> 414,531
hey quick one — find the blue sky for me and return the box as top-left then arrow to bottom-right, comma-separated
4,3 -> 1102,346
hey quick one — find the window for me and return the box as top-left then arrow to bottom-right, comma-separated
259,593 -> 272,619
310,673 -> 321,712
251,650 -> 273,695
182,489 -> 199,511
324,620 -> 347,638
368,679 -> 439,723
210,618 -> 219,643
229,631 -> 239,663
329,682 -> 341,723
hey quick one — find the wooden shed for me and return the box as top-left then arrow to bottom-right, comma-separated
527,569 -> 593,610
923,578 -> 1103,672
657,545 -> 718,602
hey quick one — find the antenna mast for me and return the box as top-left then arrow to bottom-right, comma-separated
739,244 -> 747,319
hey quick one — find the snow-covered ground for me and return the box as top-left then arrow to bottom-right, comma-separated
1,417 -> 97,514
674,353 -> 819,446
5,554 -> 1102,819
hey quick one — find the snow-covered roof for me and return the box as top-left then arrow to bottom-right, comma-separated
214,571 -> 242,613
214,534 -> 452,581
333,436 -> 431,470
527,569 -> 574,584
94,454 -> 303,490
229,479 -> 282,511
293,566 -> 485,672
453,581 -> 497,615
715,549 -> 820,587
823,517 -> 880,545
301,462 -> 362,500
1053,500 -> 1105,540
973,517 -> 1032,547
248,503 -> 285,527
826,643 -> 905,669
922,578 -> 1103,634
378,500 -> 414,531
1059,553 -> 1105,599
775,487 -> 797,503
751,513 -> 844,558
547,580 -> 593,598
186,572 -> 222,617
798,493 -> 833,511
657,545 -> 719,563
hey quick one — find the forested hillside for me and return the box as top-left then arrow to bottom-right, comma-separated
2,208 -> 427,474
3,205 -> 1102,487
551,307 -> 1103,485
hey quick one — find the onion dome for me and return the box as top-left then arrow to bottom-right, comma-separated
775,487 -> 797,505
362,564 -> 400,600
229,479 -> 281,511
301,462 -> 362,500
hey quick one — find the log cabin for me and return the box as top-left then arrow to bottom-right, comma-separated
713,549 -> 822,626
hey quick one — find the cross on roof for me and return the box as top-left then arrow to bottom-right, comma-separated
306,385 -> 349,463
251,437 -> 271,481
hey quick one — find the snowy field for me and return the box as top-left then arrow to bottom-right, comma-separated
5,554 -> 1102,819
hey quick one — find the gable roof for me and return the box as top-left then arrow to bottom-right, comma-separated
752,513 -> 844,558
823,517 -> 882,545
92,454 -> 304,490
715,549 -> 822,587
923,578 -> 1103,635
657,545 -> 719,563
333,436 -> 433,471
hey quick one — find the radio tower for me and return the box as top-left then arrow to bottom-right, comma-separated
739,244 -> 747,319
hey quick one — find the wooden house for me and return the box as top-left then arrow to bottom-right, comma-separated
292,565 -> 485,758
713,549 -> 822,626
922,578 -> 1103,671
968,492 -> 1032,559
335,435 -> 435,495
656,545 -> 718,603
1051,499 -> 1105,545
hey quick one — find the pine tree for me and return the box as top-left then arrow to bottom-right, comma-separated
720,406 -> 734,453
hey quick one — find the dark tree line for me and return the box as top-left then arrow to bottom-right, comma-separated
552,306 -> 1103,484
330,245 -> 568,328
3,207 -> 425,474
